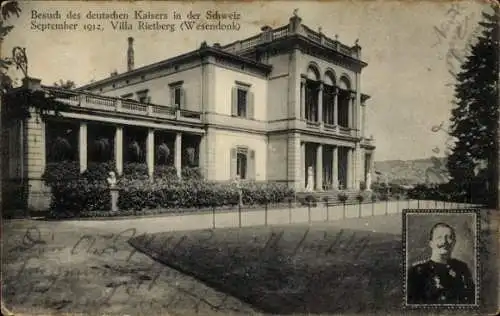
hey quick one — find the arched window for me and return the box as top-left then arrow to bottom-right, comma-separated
337,76 -> 352,128
306,64 -> 320,81
304,64 -> 321,122
323,71 -> 337,125
324,71 -> 336,86
338,76 -> 351,90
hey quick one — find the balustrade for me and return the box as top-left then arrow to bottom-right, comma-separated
221,22 -> 358,58
44,86 -> 201,122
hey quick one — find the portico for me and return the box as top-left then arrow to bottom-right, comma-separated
45,117 -> 203,178
301,141 -> 356,191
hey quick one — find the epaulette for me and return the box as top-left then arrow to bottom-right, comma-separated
411,259 -> 429,267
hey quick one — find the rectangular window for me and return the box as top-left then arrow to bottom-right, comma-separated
174,86 -> 181,107
121,93 -> 133,100
169,81 -> 184,108
236,152 -> 247,180
237,88 -> 247,117
136,90 -> 149,103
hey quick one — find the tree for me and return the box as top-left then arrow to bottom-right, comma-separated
0,0 -> 21,92
0,1 -> 70,217
447,5 -> 499,206
53,79 -> 76,89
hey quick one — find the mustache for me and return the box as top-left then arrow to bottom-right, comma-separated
437,243 -> 452,249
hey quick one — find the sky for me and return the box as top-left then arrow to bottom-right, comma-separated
2,0 -> 490,161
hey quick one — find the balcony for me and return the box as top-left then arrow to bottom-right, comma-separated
45,87 -> 202,122
300,119 -> 358,138
221,21 -> 360,60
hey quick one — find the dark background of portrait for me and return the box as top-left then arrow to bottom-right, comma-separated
406,212 -> 477,281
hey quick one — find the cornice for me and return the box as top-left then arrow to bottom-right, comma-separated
235,35 -> 367,73
77,47 -> 272,91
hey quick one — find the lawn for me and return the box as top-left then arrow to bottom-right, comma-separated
1,220 -> 257,316
3,212 -> 497,315
129,213 -> 499,315
129,222 -> 403,314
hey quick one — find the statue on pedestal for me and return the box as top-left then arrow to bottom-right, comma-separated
107,171 -> 117,188
305,166 -> 314,192
366,172 -> 372,191
107,171 -> 118,212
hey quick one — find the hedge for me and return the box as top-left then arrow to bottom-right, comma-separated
42,161 -> 295,217
47,179 -> 294,216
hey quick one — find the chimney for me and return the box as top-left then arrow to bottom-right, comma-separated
127,37 -> 134,71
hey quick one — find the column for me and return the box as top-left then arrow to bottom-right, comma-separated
349,92 -> 356,129
333,87 -> 338,126
300,78 -> 306,120
317,82 -> 323,123
198,135 -> 206,178
287,132 -> 301,190
362,104 -> 366,138
175,132 -> 182,178
346,148 -> 352,189
316,144 -> 323,190
147,129 -> 155,178
353,144 -> 361,190
287,48 -> 301,121
115,126 -> 123,175
300,141 -> 305,189
355,72 -> 362,136
332,146 -> 338,189
79,122 -> 87,173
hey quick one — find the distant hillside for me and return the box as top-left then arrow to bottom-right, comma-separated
373,157 -> 449,185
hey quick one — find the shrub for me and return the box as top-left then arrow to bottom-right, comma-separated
82,161 -> 117,182
116,180 -> 294,212
49,179 -> 110,216
154,165 -> 178,181
356,193 -> 364,203
360,181 -> 367,191
42,161 -> 80,186
338,192 -> 348,203
123,162 -> 149,180
181,167 -> 204,181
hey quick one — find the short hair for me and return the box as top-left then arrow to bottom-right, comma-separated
429,222 -> 456,241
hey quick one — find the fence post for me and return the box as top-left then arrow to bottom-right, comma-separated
238,202 -> 242,228
358,201 -> 362,218
385,199 -> 388,215
212,206 -> 216,229
308,201 -> 312,224
265,201 -> 268,226
325,198 -> 329,222
342,202 -> 346,219
371,200 -> 375,216
288,198 -> 292,224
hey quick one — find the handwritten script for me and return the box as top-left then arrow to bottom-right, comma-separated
5,225 -> 375,313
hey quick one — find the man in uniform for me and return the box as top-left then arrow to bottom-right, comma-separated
407,222 -> 475,305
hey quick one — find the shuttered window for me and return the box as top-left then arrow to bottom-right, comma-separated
230,146 -> 256,180
231,83 -> 254,119
169,81 -> 185,109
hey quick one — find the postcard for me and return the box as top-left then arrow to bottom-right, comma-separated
1,1 -> 498,315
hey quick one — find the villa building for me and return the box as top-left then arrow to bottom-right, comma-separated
2,12 -> 375,210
